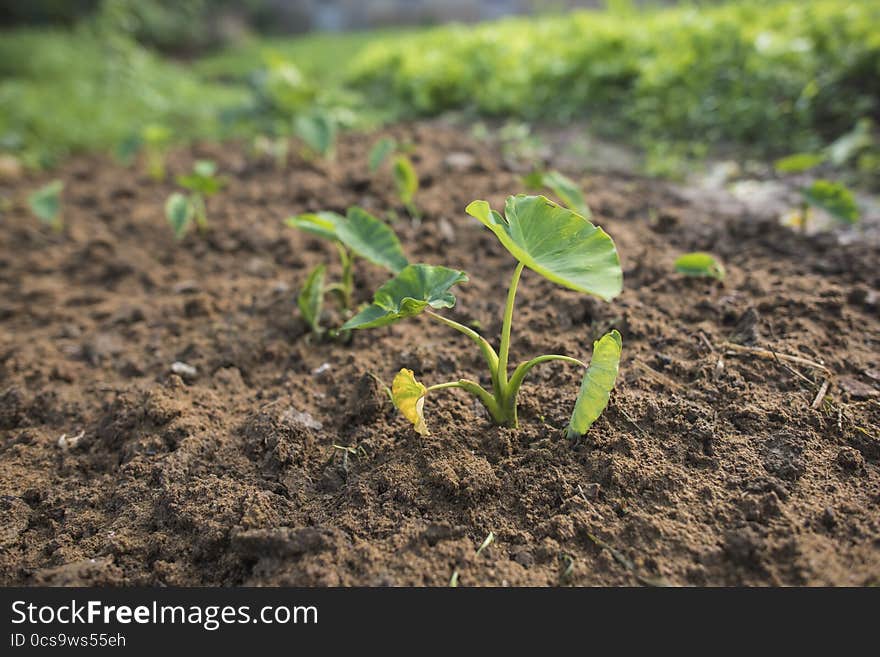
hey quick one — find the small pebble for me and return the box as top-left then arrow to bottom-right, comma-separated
171,361 -> 198,379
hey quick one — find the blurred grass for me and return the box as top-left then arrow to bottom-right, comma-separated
193,28 -> 418,82
1,1 -> 878,172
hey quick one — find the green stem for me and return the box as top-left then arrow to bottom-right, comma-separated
427,379 -> 504,423
336,243 -> 354,309
192,194 -> 208,232
497,261 -> 525,390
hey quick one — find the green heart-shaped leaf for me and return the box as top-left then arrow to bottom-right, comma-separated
525,170 -> 591,220
285,211 -> 343,242
565,329 -> 622,440
341,264 -> 467,330
466,195 -> 622,301
369,137 -> 397,172
801,180 -> 859,225
336,207 -> 408,273
28,179 -> 63,229
294,114 -> 336,157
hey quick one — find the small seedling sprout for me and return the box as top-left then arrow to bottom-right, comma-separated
165,160 -> 225,239
674,252 -> 725,280
293,114 -> 336,160
367,137 -> 420,218
286,207 -> 408,334
28,179 -> 64,232
523,170 -> 591,219
342,194 -> 623,435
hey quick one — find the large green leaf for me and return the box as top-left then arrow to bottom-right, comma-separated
341,264 -> 467,330
466,195 -> 622,301
28,179 -> 63,229
801,180 -> 859,224
336,207 -> 408,273
565,330 -> 622,440
285,211 -> 343,242
298,264 -> 326,333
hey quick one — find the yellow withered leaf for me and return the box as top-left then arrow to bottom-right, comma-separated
391,368 -> 429,436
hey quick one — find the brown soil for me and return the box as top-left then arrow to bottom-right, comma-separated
1,122 -> 879,587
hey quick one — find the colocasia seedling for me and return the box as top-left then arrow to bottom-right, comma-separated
523,170 -> 591,220
367,137 -> 420,218
342,194 -> 624,435
142,124 -> 172,181
28,179 -> 64,232
674,252 -> 725,280
293,114 -> 336,160
165,160 -> 225,239
253,134 -> 289,169
783,179 -> 860,233
286,207 -> 408,334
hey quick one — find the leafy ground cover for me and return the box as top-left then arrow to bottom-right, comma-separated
1,122 -> 878,586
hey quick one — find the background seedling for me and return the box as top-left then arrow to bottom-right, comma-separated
165,159 -> 225,239
366,136 -> 420,218
293,113 -> 336,160
142,124 -> 171,181
523,170 -> 591,219
783,179 -> 860,233
252,134 -> 289,169
674,252 -> 725,280
368,136 -> 398,172
342,195 -> 623,433
287,207 -> 408,333
28,179 -> 64,232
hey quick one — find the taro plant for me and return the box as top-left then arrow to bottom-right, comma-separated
286,207 -> 408,335
341,194 -> 624,436
293,114 -> 336,160
367,136 -> 420,218
523,170 -> 591,219
28,179 -> 64,232
165,160 -> 225,239
674,252 -> 725,280
783,180 -> 860,232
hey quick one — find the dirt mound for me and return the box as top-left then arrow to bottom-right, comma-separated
0,122 -> 878,586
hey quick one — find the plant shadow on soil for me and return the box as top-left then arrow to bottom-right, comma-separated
0,121 -> 878,586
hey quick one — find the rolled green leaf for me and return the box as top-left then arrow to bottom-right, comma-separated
341,264 -> 467,330
466,195 -> 622,301
393,155 -> 418,206
565,329 -> 622,440
674,252 -> 725,280
165,193 -> 193,240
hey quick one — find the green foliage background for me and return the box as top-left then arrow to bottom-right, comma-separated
1,0 -> 877,167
